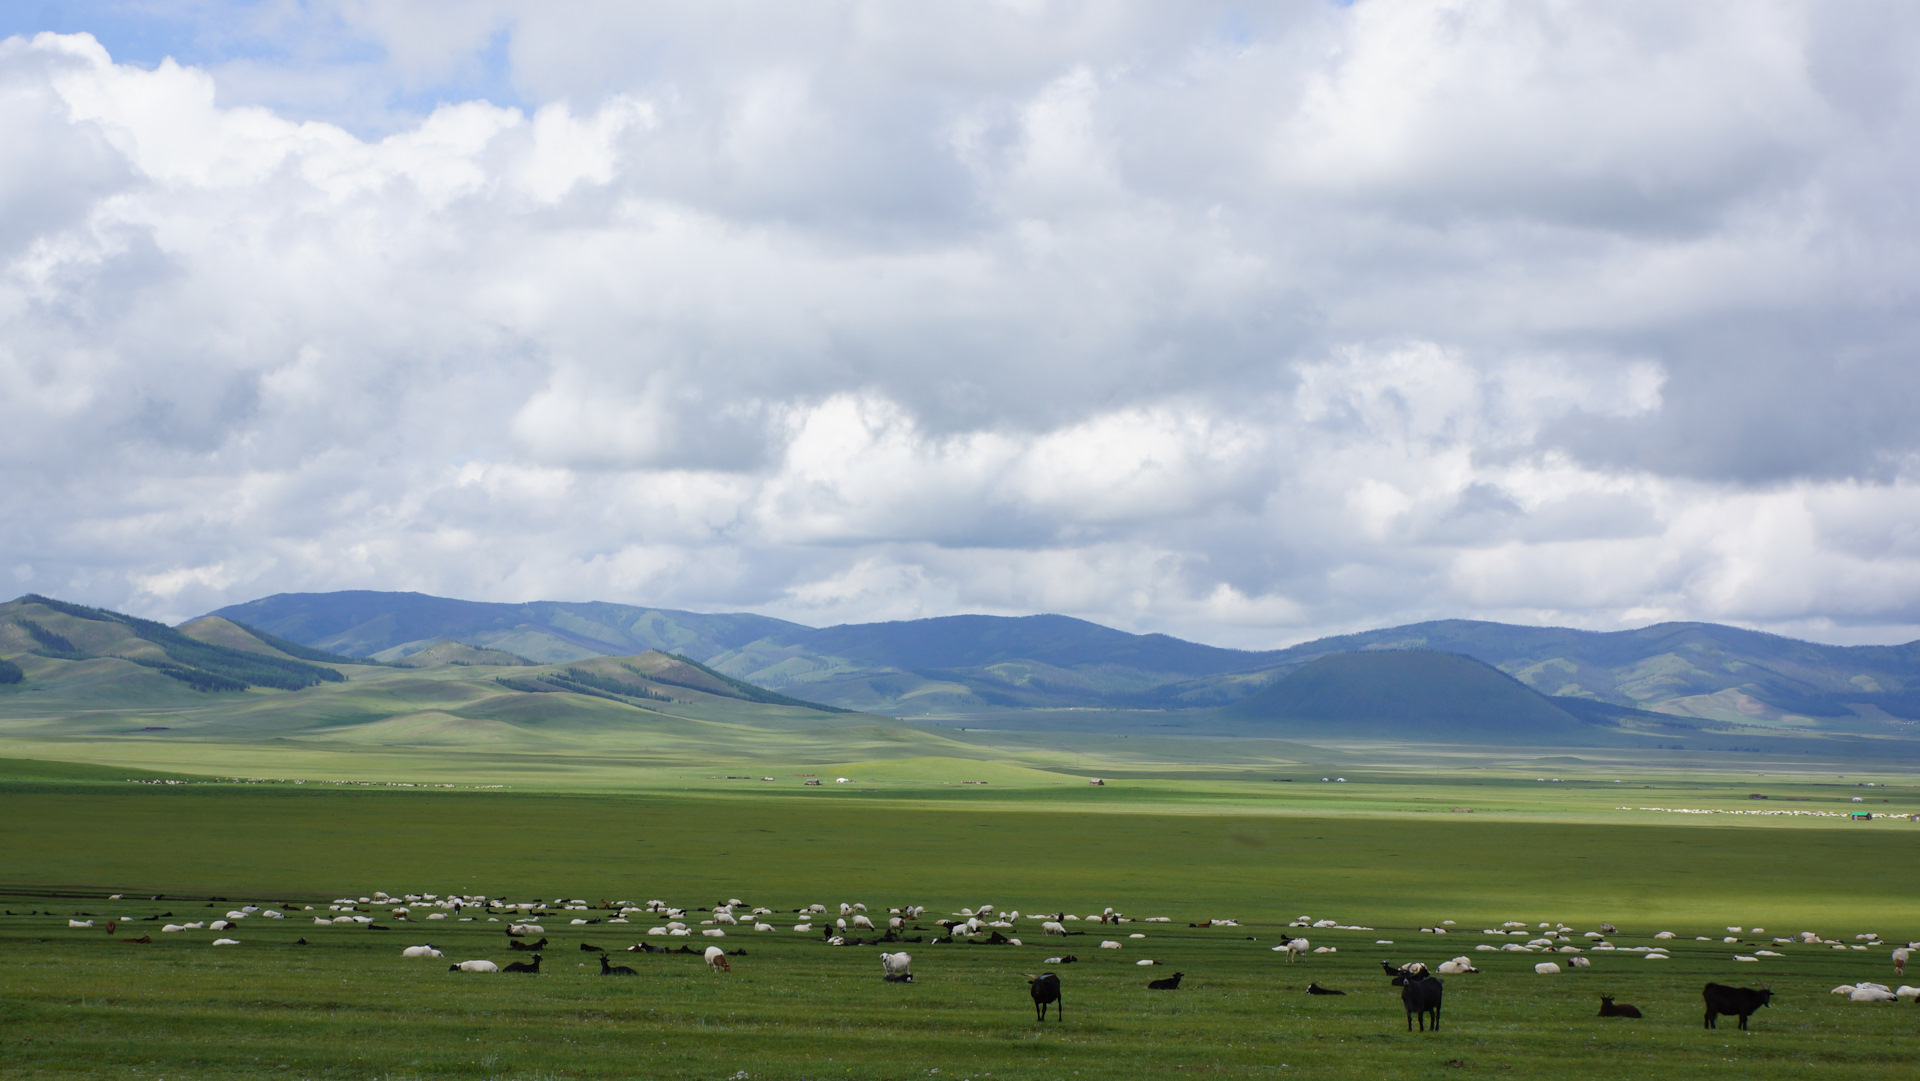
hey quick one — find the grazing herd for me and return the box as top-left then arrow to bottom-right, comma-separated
46,891 -> 1916,1035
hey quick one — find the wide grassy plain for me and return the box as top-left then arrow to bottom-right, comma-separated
3,753 -> 1919,1081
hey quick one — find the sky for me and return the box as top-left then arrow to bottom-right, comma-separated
4,1 -> 1920,648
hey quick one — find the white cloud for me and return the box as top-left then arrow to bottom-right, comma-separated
6,6 -> 1920,649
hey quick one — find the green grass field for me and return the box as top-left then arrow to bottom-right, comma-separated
3,755 -> 1919,1081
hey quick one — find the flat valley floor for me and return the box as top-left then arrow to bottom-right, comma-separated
2,756 -> 1918,1080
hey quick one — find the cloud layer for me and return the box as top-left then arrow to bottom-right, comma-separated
6,2 -> 1920,647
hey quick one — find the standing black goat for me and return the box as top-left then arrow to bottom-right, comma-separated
1026,972 -> 1063,1021
1384,960 -> 1442,1031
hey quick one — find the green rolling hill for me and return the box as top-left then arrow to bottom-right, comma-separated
0,596 -> 901,775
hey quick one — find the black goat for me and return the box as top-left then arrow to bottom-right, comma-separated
1027,972 -> 1063,1021
503,954 -> 542,974
509,937 -> 547,951
1147,972 -> 1183,990
1598,995 -> 1642,1018
1389,966 -> 1443,1032
1306,983 -> 1344,996
1703,983 -> 1773,1029
579,942 -> 605,952
598,954 -> 637,976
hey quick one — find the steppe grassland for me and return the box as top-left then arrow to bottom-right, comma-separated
3,758 -> 1919,1080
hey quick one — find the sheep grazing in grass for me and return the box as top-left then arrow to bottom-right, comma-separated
401,945 -> 443,958
1598,996 -> 1642,1018
880,952 -> 912,980
851,915 -> 875,931
1147,972 -> 1183,990
705,946 -> 732,972
598,954 -> 637,976
502,954 -> 542,974
450,960 -> 499,973
1895,947 -> 1911,976
1041,921 -> 1068,936
1275,937 -> 1309,963
1025,972 -> 1063,1021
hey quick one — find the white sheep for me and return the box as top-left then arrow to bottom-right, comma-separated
450,960 -> 499,972
754,922 -> 774,932
1896,985 -> 1920,999
702,928 -> 727,937
793,923 -> 813,933
704,945 -> 731,972
1534,962 -> 1561,974
211,938 -> 241,946
851,915 -> 875,931
1041,921 -> 1067,936
1569,956 -> 1591,969
1437,959 -> 1477,975
67,920 -> 92,929
1895,947 -> 1911,976
1851,985 -> 1897,1002
402,945 -> 444,958
880,951 -> 912,977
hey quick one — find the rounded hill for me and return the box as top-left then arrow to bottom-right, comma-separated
1218,649 -> 1595,742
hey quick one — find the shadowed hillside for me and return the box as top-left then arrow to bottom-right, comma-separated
1215,650 -> 1597,743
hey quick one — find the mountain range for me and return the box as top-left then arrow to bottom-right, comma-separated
210,590 -> 1920,735
4,589 -> 1920,755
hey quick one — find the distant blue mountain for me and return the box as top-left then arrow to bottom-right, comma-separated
208,591 -> 1920,731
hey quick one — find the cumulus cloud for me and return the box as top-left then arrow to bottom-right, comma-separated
6,3 -> 1920,648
